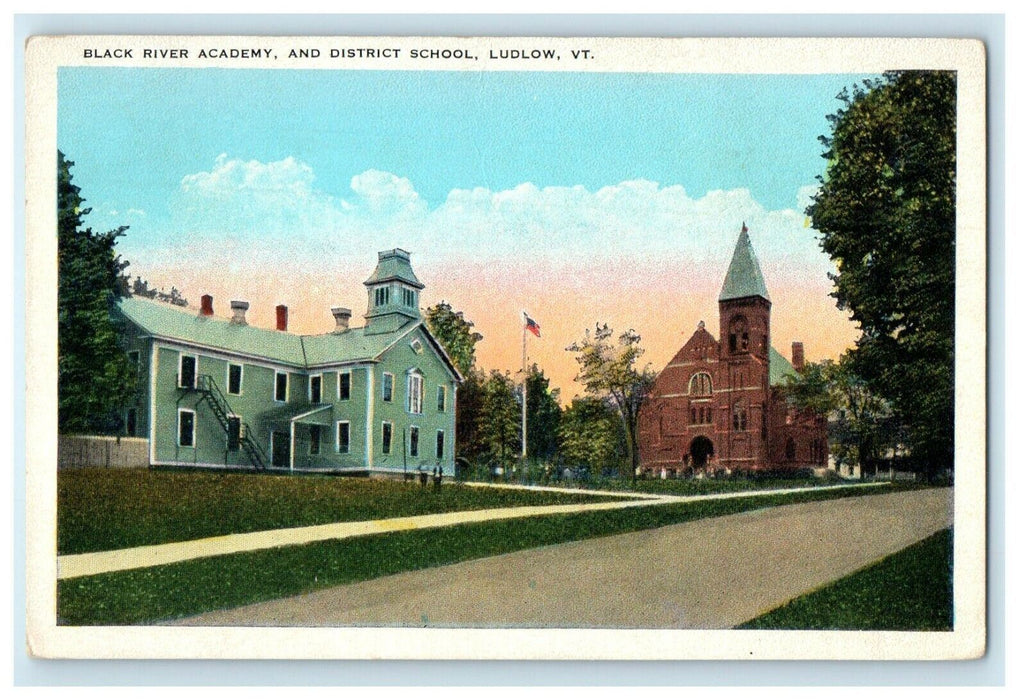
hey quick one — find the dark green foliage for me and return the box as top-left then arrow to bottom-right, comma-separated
566,324 -> 657,479
57,468 -> 617,555
476,370 -> 522,465
58,151 -> 136,434
558,397 -> 627,474
738,528 -> 953,630
525,364 -> 561,461
57,484 -> 890,625
424,301 -> 482,377
808,72 -> 956,474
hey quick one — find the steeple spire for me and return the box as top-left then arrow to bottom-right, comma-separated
718,223 -> 770,302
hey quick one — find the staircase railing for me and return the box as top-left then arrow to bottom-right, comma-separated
196,374 -> 267,470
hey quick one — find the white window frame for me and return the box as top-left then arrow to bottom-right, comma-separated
309,373 -> 323,404
177,408 -> 196,447
382,372 -> 394,402
436,429 -> 445,460
338,370 -> 352,401
382,421 -> 393,455
437,385 -> 447,412
226,363 -> 244,396
178,353 -> 198,389
336,420 -> 351,454
274,371 -> 289,403
409,425 -> 420,458
407,370 -> 424,415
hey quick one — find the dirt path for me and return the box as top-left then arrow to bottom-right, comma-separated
173,487 -> 952,629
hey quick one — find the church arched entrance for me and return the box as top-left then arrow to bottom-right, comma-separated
689,436 -> 715,469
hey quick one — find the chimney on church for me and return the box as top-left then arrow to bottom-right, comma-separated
332,307 -> 352,333
230,300 -> 249,326
275,304 -> 288,332
200,294 -> 214,317
792,342 -> 805,371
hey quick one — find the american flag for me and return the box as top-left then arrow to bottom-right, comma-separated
523,311 -> 541,338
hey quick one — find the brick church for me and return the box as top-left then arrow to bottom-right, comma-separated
638,225 -> 829,477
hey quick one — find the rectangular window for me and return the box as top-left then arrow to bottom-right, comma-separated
178,409 -> 195,447
375,287 -> 390,306
274,371 -> 288,402
437,385 -> 446,412
337,421 -> 350,454
408,373 -> 423,414
127,350 -> 140,377
227,416 -> 241,452
382,422 -> 393,455
409,426 -> 419,458
338,371 -> 351,401
179,354 -> 197,388
125,407 -> 137,437
382,373 -> 394,402
310,425 -> 321,455
227,363 -> 243,395
436,430 -> 445,460
309,374 -> 322,404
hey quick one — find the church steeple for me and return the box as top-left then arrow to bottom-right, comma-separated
364,248 -> 424,335
719,223 -> 770,303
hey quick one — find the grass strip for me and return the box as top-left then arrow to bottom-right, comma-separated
58,468 -> 619,555
737,527 -> 953,631
59,485 -> 896,626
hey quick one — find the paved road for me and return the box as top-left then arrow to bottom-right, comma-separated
174,487 -> 953,629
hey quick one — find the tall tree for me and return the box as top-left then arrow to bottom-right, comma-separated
808,71 -> 955,475
57,151 -> 136,434
424,301 -> 483,377
476,370 -> 521,469
558,397 -> 626,475
566,323 -> 656,480
525,363 -> 561,461
781,355 -> 890,475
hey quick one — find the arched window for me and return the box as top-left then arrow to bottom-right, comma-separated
732,401 -> 747,432
688,372 -> 713,396
729,315 -> 749,354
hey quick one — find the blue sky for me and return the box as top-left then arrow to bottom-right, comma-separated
57,67 -> 875,391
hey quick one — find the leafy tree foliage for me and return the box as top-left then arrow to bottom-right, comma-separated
476,370 -> 521,467
130,276 -> 188,307
558,397 -> 626,475
808,71 -> 955,474
58,151 -> 136,434
424,301 -> 483,377
782,355 -> 891,474
566,323 -> 656,479
525,364 -> 561,461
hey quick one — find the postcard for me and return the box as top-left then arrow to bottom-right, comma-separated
24,35 -> 987,660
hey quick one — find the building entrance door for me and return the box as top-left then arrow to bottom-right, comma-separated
271,431 -> 290,468
689,436 -> 715,469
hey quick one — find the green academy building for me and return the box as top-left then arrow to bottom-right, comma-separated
115,249 -> 461,476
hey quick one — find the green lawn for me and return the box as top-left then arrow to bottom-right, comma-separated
58,484 -> 895,625
737,528 -> 954,631
58,468 -> 618,554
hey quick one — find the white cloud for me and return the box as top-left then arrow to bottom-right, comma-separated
159,155 -> 833,283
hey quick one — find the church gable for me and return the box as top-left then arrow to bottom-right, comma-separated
668,322 -> 719,365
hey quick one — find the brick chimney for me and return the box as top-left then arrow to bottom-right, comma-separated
791,342 -> 805,371
276,304 -> 288,332
331,307 -> 352,333
200,294 -> 214,317
230,300 -> 249,326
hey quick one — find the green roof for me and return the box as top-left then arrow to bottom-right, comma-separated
719,228 -> 770,302
364,248 -> 424,289
116,296 -> 411,368
769,346 -> 798,386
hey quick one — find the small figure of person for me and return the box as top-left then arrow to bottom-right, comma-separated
433,466 -> 442,489
419,466 -> 428,487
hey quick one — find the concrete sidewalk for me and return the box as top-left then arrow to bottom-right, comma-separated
57,481 -> 882,580
174,487 -> 953,629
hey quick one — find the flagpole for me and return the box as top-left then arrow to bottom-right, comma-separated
521,312 -> 528,461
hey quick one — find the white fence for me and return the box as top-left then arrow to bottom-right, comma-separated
58,435 -> 150,470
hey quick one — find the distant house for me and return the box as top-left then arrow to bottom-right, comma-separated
638,226 -> 828,476
115,249 -> 461,475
